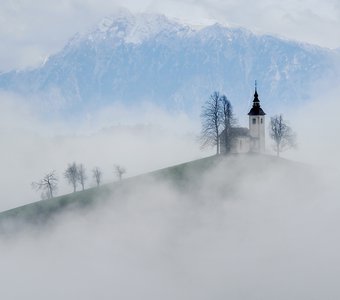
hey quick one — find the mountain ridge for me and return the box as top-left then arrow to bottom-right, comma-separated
0,11 -> 339,116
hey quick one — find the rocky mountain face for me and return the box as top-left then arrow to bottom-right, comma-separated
0,10 -> 339,115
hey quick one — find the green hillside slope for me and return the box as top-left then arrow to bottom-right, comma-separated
0,154 -> 305,234
0,155 -> 220,233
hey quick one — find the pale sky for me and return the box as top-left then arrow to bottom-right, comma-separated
0,0 -> 339,72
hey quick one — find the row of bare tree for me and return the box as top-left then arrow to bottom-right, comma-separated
32,164 -> 126,200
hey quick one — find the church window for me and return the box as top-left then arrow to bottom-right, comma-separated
252,118 -> 256,124
261,118 -> 263,124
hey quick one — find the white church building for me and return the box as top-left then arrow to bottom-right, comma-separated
220,85 -> 266,154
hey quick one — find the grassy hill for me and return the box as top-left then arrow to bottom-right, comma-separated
0,154 -> 305,235
0,155 -> 221,233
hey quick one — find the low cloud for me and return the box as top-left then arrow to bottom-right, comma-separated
0,154 -> 339,299
1,80 -> 340,299
0,92 -> 204,211
283,86 -> 340,167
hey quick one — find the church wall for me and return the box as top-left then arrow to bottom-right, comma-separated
249,116 -> 265,152
231,136 -> 250,154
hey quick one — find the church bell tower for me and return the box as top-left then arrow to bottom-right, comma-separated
248,81 -> 266,153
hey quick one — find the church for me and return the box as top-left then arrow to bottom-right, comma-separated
220,84 -> 266,154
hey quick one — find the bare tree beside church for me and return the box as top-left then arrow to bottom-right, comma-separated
64,162 -> 79,192
32,170 -> 58,199
220,95 -> 236,154
200,91 -> 222,154
269,114 -> 296,157
92,167 -> 102,187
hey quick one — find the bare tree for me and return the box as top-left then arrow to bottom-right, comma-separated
270,114 -> 297,157
64,162 -> 79,192
78,163 -> 87,191
114,165 -> 126,181
92,167 -> 102,187
32,171 -> 58,199
200,91 -> 222,154
220,95 -> 236,154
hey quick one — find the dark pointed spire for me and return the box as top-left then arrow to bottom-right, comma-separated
253,80 -> 260,105
248,80 -> 266,116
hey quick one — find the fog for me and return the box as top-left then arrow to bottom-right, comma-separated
0,92 -> 204,210
0,87 -> 340,299
289,88 -> 340,168
1,157 -> 339,299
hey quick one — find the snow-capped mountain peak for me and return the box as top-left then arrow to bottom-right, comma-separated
76,11 -> 192,45
0,11 -> 339,116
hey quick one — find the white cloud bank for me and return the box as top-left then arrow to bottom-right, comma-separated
0,92 -> 205,211
0,153 -> 339,299
0,76 -> 339,300
1,83 -> 339,211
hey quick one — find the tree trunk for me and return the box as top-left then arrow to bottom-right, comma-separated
216,138 -> 220,155
48,186 -> 53,198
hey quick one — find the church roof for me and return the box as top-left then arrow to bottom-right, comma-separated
248,106 -> 266,116
248,86 -> 266,116
220,127 -> 249,138
231,127 -> 249,137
